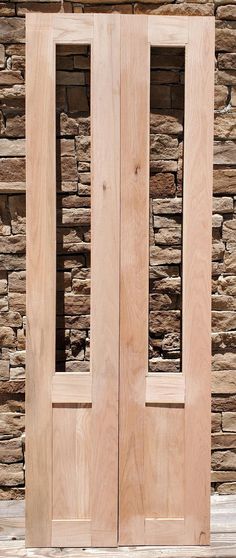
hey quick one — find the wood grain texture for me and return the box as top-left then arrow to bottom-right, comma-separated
0,518 -> 24,541
26,13 -> 55,548
144,406 -> 184,520
52,373 -> 92,403
52,405 -> 91,522
90,14 -> 120,547
148,16 -> 188,46
145,519 -> 185,546
119,15 -> 149,546
183,17 -> 215,546
51,520 -> 91,547
2,538 -> 236,558
53,405 -> 79,520
76,407 -> 91,520
25,14 -> 214,548
53,14 -> 93,44
146,374 -> 185,404
1,496 -> 236,554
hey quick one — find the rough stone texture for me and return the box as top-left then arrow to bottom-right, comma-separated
212,433 -> 236,449
214,113 -> 236,139
215,28 -> 236,52
0,19 -> 24,44
0,2 -> 235,500
212,370 -> 236,392
217,4 -> 236,18
214,140 -> 236,165
212,413 -> 222,433
217,482 -> 236,494
212,450 -> 236,471
214,169 -> 236,194
214,85 -> 229,110
223,412 -> 236,431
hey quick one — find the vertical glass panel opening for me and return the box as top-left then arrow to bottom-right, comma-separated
56,44 -> 91,373
149,47 -> 185,374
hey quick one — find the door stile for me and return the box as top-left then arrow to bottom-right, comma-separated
183,17 -> 215,545
26,14 -> 56,547
119,15 -> 150,546
90,14 -> 121,547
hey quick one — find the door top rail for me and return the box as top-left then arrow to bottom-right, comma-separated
26,13 -> 94,44
26,13 -> 214,47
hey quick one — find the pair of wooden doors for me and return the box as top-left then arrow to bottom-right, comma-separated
25,13 -> 214,548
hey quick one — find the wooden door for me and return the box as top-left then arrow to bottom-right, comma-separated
26,14 -> 214,548
26,13 -> 120,548
119,15 -> 215,546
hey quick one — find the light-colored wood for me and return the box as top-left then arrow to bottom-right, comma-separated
148,16 -> 188,46
183,17 -> 215,545
53,405 -> 91,522
52,373 -> 92,403
90,14 -> 120,547
53,405 -> 78,520
77,406 -> 91,519
25,14 -> 214,548
51,520 -> 91,547
53,14 -> 93,44
119,15 -> 149,546
144,406 -> 184,521
26,13 -> 55,548
145,519 -> 185,546
146,374 -> 185,404
0,502 -> 25,518
26,12 -> 121,548
119,14 -> 214,548
0,518 -> 24,541
1,496 -> 236,555
2,539 -> 236,558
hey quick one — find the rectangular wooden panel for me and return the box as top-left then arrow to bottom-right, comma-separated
52,373 -> 92,403
90,14 -> 120,547
26,14 -> 55,548
53,405 -> 91,521
144,406 -> 184,519
146,374 -> 185,404
119,15 -> 149,546
148,16 -> 188,46
53,14 -> 93,43
183,17 -> 215,545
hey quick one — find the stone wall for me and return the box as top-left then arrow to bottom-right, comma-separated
56,46 -> 91,374
0,2 -> 235,500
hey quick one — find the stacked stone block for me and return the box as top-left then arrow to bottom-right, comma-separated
56,46 -> 91,374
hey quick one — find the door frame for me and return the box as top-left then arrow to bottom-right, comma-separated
26,13 -> 215,548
